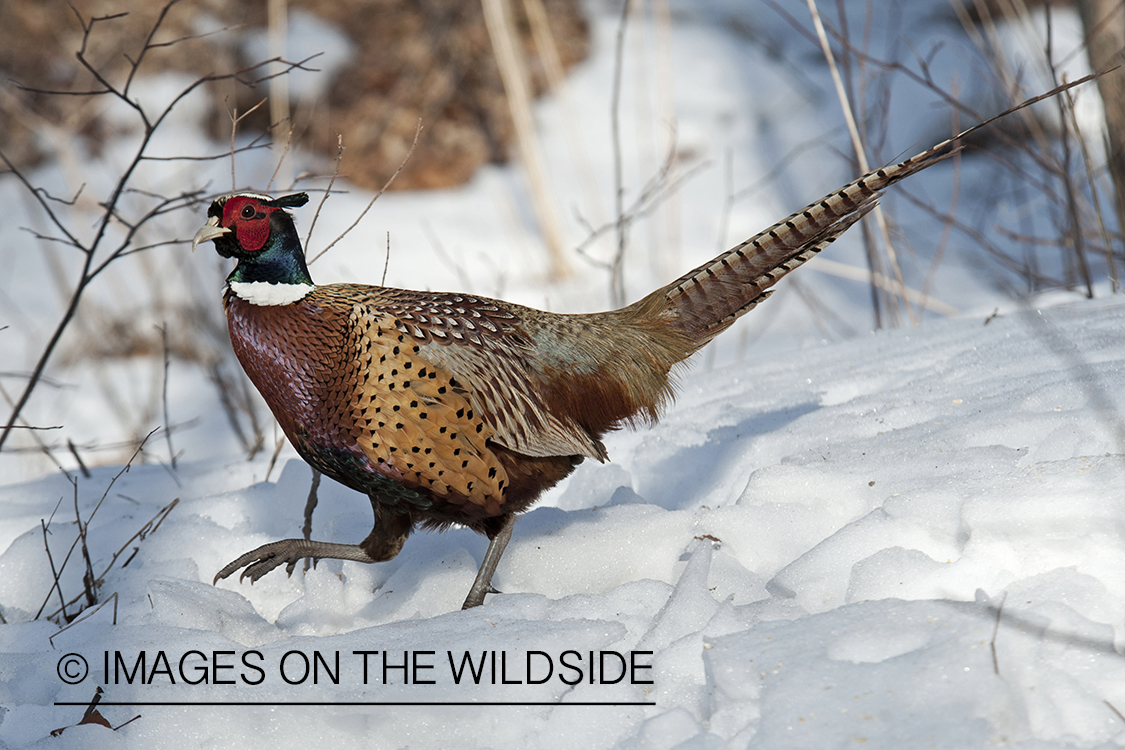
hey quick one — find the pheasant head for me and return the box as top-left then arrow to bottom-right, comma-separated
193,192 -> 315,304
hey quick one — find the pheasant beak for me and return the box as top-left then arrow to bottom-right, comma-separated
191,215 -> 230,252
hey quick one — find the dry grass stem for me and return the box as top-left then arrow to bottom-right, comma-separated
483,0 -> 570,279
991,591 -> 1007,675
806,0 -> 915,326
1063,83 -> 1118,291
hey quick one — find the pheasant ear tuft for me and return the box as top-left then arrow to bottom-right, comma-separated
266,192 -> 310,209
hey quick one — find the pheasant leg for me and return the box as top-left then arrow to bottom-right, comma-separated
462,514 -> 516,609
214,540 -> 378,584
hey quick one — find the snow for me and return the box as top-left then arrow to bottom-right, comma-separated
2,0 -> 1124,747
3,298 -> 1125,748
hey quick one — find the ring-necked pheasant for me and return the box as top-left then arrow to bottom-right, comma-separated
193,113 -> 1019,608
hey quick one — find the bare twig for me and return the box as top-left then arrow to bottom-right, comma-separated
44,496 -> 178,623
1043,7 -> 1095,298
74,478 -> 98,610
1062,81 -> 1118,291
806,0 -> 915,326
228,98 -> 269,192
308,120 -> 422,265
238,377 -> 265,459
768,0 -> 1088,183
0,424 -> 64,431
50,592 -> 117,647
0,379 -> 69,476
991,591 -> 1007,675
809,258 -> 959,315
730,128 -> 844,205
266,124 -> 297,193
267,0 -> 293,190
305,134 -> 346,256
34,430 -> 156,620
574,145 -> 708,262
208,363 -> 262,458
523,0 -> 607,240
609,0 -> 633,306
41,517 -> 69,622
265,432 -> 286,482
158,325 -> 176,470
0,2 -> 317,454
716,146 -> 734,253
921,81 -> 963,308
382,232 -> 391,285
898,186 -> 1087,288
101,499 -> 179,579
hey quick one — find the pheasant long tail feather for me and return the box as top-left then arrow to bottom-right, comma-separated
631,72 -> 1099,346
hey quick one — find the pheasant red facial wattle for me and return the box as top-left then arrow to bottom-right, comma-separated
222,196 -> 272,253
195,127 -> 969,609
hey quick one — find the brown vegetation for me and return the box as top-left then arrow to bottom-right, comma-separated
0,0 -> 589,190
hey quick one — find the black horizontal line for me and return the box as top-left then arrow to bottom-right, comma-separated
54,701 -> 655,707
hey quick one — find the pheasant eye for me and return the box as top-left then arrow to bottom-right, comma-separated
241,204 -> 257,219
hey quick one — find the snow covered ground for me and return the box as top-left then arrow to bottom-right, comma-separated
3,294 -> 1124,748
1,0 -> 1123,747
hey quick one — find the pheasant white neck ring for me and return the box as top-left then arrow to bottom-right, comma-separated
229,280 -> 315,306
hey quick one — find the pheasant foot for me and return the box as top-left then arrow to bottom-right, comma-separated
214,540 -> 378,584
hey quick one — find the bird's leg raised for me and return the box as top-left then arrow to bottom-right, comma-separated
214,539 -> 378,583
462,513 -> 516,609
214,493 -> 412,584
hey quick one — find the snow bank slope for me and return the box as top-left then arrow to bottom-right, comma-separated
1,297 -> 1123,748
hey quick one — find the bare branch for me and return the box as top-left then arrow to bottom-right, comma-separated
0,11 -> 317,453
0,150 -> 85,251
67,439 -> 91,479
44,495 -> 178,623
609,0 -> 633,307
236,53 -> 322,87
574,154 -> 709,260
807,0 -> 915,326
159,325 -> 176,470
9,84 -> 115,98
382,232 -> 392,285
121,0 -> 186,99
309,120 -> 422,265
40,518 -> 69,622
17,228 -> 84,250
305,134 -> 346,255
990,591 -> 1007,675
1063,79 -> 1117,291
145,23 -> 245,51
266,124 -> 297,193
228,98 -> 269,191
37,184 -> 86,207
140,138 -> 272,162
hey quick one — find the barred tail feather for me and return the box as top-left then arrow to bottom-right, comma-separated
625,72 -> 1104,346
628,131 -> 966,345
